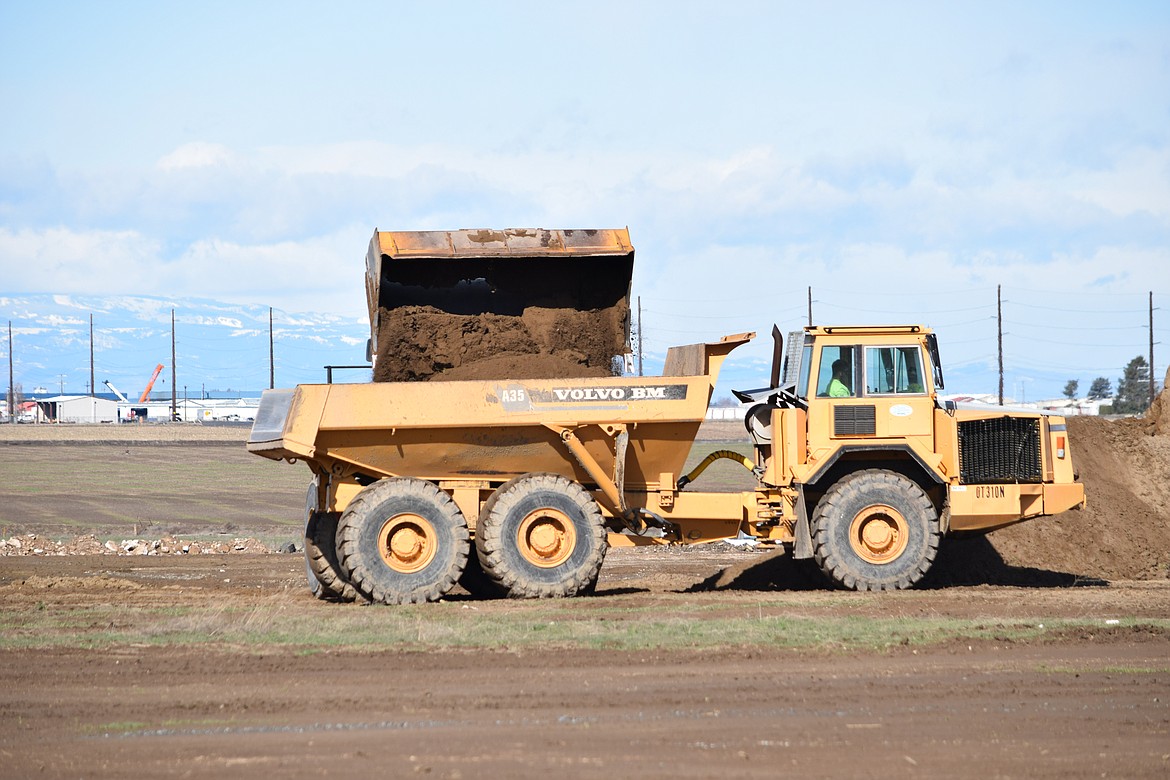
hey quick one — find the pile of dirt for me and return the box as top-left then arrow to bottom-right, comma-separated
1144,367 -> 1170,436
373,304 -> 627,382
944,410 -> 1170,582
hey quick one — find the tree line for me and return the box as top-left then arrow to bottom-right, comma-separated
1063,355 -> 1159,415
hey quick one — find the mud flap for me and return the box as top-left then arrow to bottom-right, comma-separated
793,484 -> 814,560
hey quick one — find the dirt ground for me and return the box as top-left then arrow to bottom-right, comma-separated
1,552 -> 1168,779
2,408 -> 1169,778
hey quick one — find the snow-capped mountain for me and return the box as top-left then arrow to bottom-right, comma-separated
1,294 -> 371,398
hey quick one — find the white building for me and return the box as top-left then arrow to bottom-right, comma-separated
35,395 -> 119,423
117,397 -> 260,423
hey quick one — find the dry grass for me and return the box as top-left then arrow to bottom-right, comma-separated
0,423 -> 249,443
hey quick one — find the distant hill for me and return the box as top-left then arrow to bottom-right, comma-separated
1,293 -> 371,397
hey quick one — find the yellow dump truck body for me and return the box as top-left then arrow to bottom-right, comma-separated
251,366 -> 721,489
249,227 -> 1086,602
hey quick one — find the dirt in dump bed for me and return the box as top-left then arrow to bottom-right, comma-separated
373,303 -> 627,382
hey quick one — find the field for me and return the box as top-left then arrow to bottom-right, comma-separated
1,422 -> 1169,778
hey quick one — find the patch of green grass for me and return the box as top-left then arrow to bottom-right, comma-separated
7,594 -> 1165,654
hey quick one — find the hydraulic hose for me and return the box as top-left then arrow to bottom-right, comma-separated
676,449 -> 759,489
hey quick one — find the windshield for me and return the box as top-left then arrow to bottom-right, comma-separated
865,346 -> 927,395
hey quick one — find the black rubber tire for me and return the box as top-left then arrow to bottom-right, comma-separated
476,473 -> 606,599
305,518 -> 330,600
336,477 -> 469,605
304,552 -> 324,599
305,510 -> 363,602
302,480 -> 335,600
811,469 -> 939,591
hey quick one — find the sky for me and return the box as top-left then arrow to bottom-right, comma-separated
1,1 -> 1168,401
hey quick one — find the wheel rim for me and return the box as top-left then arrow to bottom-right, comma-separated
848,504 -> 909,565
516,507 -> 576,568
378,513 -> 437,573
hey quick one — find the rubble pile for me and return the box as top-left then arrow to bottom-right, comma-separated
0,533 -> 285,557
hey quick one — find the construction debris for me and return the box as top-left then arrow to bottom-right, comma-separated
0,534 -> 291,557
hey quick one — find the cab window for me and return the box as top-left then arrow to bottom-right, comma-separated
865,346 -> 926,395
816,345 -> 856,398
796,343 -> 813,398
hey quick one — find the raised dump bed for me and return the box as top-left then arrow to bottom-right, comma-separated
365,228 -> 635,382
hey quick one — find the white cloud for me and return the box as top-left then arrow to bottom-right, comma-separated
0,1 -> 1165,401
157,142 -> 235,171
0,226 -> 367,318
1067,147 -> 1170,219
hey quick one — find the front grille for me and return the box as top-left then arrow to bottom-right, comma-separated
834,405 -> 876,436
958,417 -> 1042,484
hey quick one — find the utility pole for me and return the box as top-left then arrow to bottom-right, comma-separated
1150,291 -> 1156,407
7,321 -> 13,424
269,306 -> 275,389
807,287 -> 813,327
997,285 -> 1004,405
89,314 -> 95,398
171,309 -> 177,422
636,296 -> 643,377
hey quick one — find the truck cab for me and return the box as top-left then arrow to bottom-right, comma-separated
801,325 -> 939,451
741,324 -> 1084,590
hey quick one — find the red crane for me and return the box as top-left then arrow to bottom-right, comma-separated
138,364 -> 165,403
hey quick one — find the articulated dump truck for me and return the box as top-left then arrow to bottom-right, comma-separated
248,228 -> 1086,603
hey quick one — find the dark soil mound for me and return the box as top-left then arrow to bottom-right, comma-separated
437,353 -> 613,381
972,414 -> 1170,581
373,304 -> 627,382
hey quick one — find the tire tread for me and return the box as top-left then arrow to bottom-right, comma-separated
811,469 -> 939,592
336,477 -> 469,605
477,473 -> 606,599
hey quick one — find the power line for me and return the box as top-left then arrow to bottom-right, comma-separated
816,301 -> 997,315
1006,301 -> 1150,314
1008,286 -> 1168,298
1001,321 -> 1147,332
1008,334 -> 1151,348
817,285 -> 1000,297
641,309 -> 760,321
